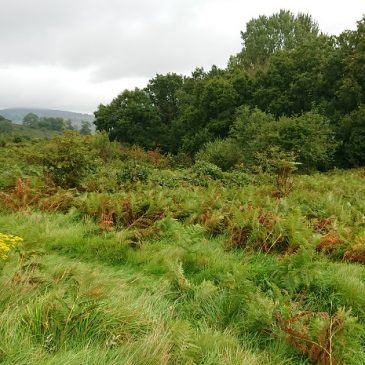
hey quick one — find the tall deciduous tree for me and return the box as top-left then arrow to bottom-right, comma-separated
22,113 -> 40,128
238,9 -> 319,69
94,89 -> 164,149
146,73 -> 183,125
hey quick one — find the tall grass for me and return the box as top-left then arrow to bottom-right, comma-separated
1,136 -> 365,364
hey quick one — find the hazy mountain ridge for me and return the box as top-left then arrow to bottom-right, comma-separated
0,108 -> 94,128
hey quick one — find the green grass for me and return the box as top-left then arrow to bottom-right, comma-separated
1,135 -> 365,364
2,123 -> 61,139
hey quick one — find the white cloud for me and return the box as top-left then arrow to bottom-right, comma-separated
0,66 -> 147,113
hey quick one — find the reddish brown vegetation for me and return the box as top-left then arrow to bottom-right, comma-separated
316,232 -> 343,253
313,217 -> 334,234
276,311 -> 344,365
0,178 -> 39,210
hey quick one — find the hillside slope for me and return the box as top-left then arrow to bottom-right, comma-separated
0,108 -> 94,128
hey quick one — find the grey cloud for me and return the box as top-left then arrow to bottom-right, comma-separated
1,0 -> 364,82
0,0 -> 364,112
1,0 -> 235,80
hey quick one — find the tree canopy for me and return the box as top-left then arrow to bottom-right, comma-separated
94,11 -> 365,170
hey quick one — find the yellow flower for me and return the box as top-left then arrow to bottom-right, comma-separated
0,233 -> 23,260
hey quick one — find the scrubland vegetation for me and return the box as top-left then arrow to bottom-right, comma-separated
1,9 -> 365,365
0,132 -> 365,365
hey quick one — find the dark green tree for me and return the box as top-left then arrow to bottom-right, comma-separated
252,35 -> 333,117
230,106 -> 276,163
22,113 -> 40,128
0,115 -> 12,134
64,119 -> 75,130
80,121 -> 92,135
38,117 -> 65,131
94,88 -> 164,150
146,73 -> 184,125
276,112 -> 337,171
339,105 -> 365,167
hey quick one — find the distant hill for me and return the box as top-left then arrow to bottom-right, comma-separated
0,108 -> 94,129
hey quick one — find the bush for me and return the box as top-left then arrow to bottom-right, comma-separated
89,132 -> 121,162
340,105 -> 365,167
276,112 -> 337,171
192,160 -> 224,180
231,107 -> 337,172
117,161 -> 150,183
38,132 -> 98,189
195,139 -> 242,171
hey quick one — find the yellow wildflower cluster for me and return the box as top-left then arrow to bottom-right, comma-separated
0,233 -> 22,260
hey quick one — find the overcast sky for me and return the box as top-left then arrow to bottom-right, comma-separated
1,0 -> 364,114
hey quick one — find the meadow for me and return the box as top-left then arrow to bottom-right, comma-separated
0,132 -> 365,364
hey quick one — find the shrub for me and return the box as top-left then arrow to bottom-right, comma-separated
192,160 -> 224,180
117,161 -> 150,183
276,113 -> 337,171
254,146 -> 299,196
195,138 -> 242,171
89,131 -> 121,162
38,132 -> 98,189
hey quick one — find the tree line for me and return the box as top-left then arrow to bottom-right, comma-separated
21,113 -> 92,134
0,113 -> 93,137
94,10 -> 365,171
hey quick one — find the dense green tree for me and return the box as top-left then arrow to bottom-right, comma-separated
80,121 -> 92,135
339,105 -> 365,167
237,9 -> 319,69
94,89 -> 164,150
231,107 -> 337,170
146,73 -> 184,125
252,35 -> 333,117
230,106 -> 276,163
93,11 -> 365,169
344,17 -> 365,93
38,117 -> 65,131
22,113 -> 40,128
0,115 -> 12,134
275,113 -> 337,171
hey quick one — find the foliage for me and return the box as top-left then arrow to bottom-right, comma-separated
117,161 -> 150,183
80,120 -> 92,135
230,106 -> 275,164
22,112 -> 74,131
238,9 -> 319,68
93,12 -> 365,168
195,138 -> 242,171
37,132 -> 98,188
275,113 -> 337,171
1,134 -> 365,364
339,105 -> 365,167
192,160 -> 224,180
0,115 -> 12,134
230,108 -> 337,171
254,146 -> 298,197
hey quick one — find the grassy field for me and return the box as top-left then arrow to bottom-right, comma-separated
0,134 -> 365,364
0,124 -> 61,145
